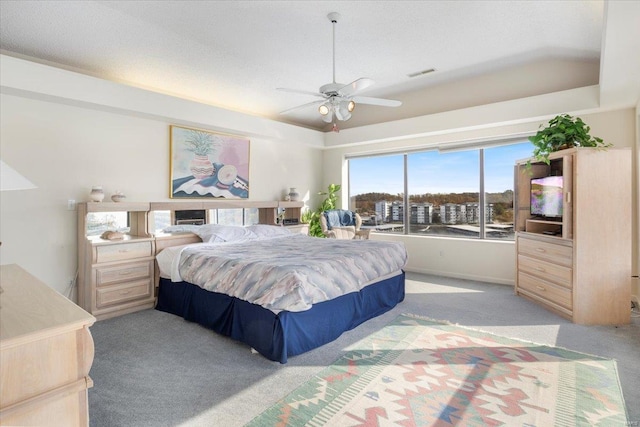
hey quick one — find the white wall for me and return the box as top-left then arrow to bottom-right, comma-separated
323,105 -> 636,285
0,57 -> 324,299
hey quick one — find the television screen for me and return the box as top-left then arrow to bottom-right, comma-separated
531,176 -> 563,218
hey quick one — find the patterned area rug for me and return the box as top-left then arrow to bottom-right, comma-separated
247,314 -> 628,426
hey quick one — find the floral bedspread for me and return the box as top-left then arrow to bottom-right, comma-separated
177,234 -> 407,313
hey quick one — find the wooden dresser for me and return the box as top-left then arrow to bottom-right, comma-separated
0,264 -> 95,426
516,233 -> 574,318
514,148 -> 631,325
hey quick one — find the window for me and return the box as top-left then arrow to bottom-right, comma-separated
408,150 -> 479,238
348,140 -> 532,240
349,154 -> 405,233
483,143 -> 533,239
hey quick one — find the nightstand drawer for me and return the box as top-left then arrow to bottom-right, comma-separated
518,237 -> 572,267
518,271 -> 572,310
96,279 -> 152,308
94,241 -> 153,263
517,254 -> 572,289
95,261 -> 152,286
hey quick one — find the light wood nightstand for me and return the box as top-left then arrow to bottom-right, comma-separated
78,202 -> 155,320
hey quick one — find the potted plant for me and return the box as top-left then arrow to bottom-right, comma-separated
528,114 -> 611,165
301,183 -> 341,237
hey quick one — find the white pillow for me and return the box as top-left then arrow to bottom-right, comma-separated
194,224 -> 257,243
246,224 -> 293,239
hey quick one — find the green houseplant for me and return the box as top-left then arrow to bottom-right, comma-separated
301,183 -> 341,237
528,114 -> 611,165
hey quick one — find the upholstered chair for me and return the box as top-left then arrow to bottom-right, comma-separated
320,209 -> 370,239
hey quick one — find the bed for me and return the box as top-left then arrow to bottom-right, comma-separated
154,224 -> 407,363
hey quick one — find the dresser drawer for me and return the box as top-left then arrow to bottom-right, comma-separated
96,279 -> 152,308
93,241 -> 153,263
517,236 -> 572,267
517,254 -> 572,289
95,261 -> 152,286
518,271 -> 572,310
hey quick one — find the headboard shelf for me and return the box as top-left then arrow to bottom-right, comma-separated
149,200 -> 286,211
84,201 -> 150,212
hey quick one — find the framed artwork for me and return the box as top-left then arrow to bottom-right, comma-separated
170,125 -> 250,199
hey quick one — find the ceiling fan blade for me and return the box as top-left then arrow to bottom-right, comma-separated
276,87 -> 326,98
279,100 -> 324,115
338,78 -> 375,96
352,96 -> 402,107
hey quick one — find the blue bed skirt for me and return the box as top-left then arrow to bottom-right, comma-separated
156,271 -> 405,363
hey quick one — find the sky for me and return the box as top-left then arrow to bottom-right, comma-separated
349,141 -> 533,196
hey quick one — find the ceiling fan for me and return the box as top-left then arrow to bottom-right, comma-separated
277,12 -> 402,123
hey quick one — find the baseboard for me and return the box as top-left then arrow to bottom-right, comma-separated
404,267 -> 515,286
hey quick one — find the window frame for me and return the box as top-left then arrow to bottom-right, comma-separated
347,139 -> 532,241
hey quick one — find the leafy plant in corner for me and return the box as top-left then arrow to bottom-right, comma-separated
528,114 -> 611,166
301,184 -> 341,237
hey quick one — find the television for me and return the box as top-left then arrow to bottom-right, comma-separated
530,176 -> 563,218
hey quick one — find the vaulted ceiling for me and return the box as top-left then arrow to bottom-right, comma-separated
1,1 -> 638,132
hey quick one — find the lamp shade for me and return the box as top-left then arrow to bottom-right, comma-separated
0,160 -> 37,191
321,109 -> 334,123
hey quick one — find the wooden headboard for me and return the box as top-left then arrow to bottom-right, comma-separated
154,232 -> 202,255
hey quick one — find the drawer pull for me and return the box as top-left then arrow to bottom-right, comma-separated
119,270 -> 133,275
120,290 -> 131,295
536,285 -> 546,291
535,248 -> 546,253
536,266 -> 546,272
118,249 -> 131,253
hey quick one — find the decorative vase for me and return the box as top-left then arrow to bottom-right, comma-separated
189,155 -> 215,179
288,187 -> 300,202
111,191 -> 126,202
89,186 -> 104,202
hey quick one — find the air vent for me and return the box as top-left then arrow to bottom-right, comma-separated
407,68 -> 436,78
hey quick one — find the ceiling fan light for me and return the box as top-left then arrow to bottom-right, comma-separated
336,100 -> 353,121
347,100 -> 355,112
335,109 -> 351,121
321,110 -> 334,123
318,103 -> 330,115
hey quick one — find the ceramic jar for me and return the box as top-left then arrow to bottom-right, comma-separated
111,191 -> 126,202
288,187 -> 300,201
89,186 -> 104,202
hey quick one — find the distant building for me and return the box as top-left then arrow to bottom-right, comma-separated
485,203 -> 494,223
375,200 -> 492,225
440,203 -> 466,224
465,203 -> 494,224
375,201 -> 390,223
390,201 -> 403,222
410,202 -> 434,224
